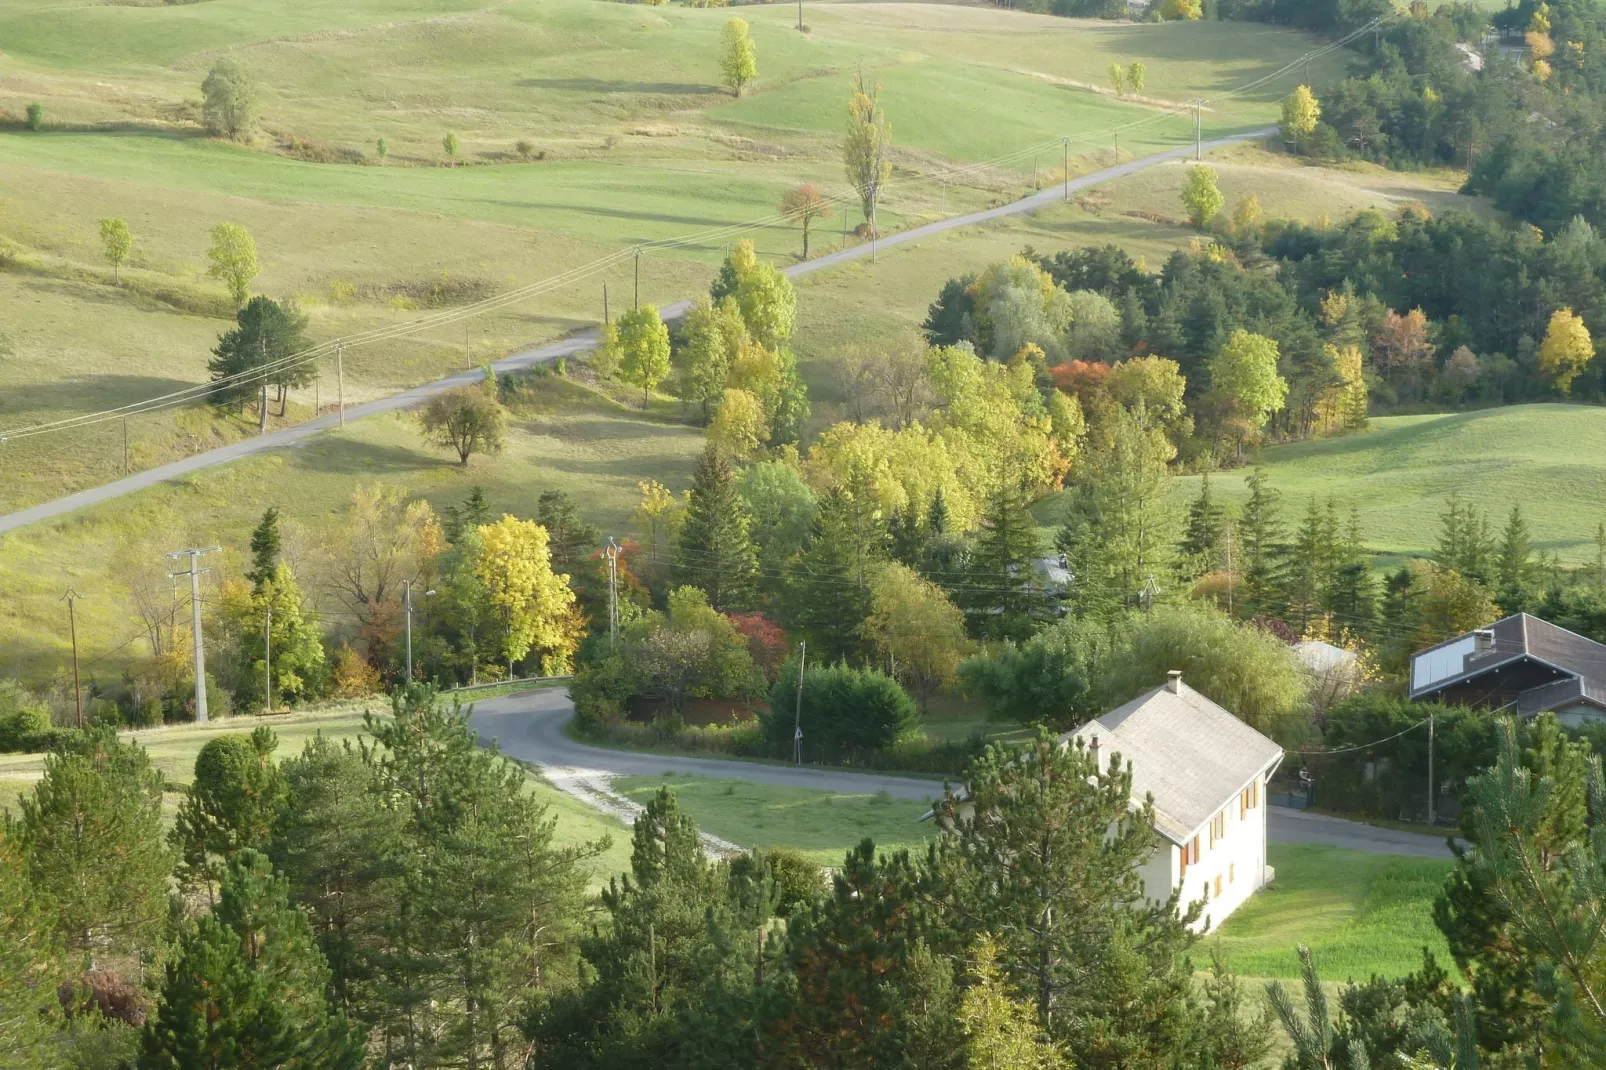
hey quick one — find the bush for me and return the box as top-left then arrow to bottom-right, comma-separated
0,680 -> 53,752
25,103 -> 42,131
764,662 -> 919,763
732,847 -> 823,918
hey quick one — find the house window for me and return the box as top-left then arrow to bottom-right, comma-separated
1181,835 -> 1200,876
1213,874 -> 1223,898
1239,780 -> 1260,819
1229,862 -> 1236,884
1209,812 -> 1226,846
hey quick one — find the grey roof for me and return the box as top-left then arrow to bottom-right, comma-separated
1412,613 -> 1606,700
1062,680 -> 1283,846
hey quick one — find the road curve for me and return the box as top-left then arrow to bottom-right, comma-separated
470,688 -> 1454,859
0,128 -> 1274,536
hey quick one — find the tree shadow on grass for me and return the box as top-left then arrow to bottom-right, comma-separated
481,199 -> 739,231
516,77 -> 717,96
287,437 -> 449,477
0,374 -> 198,421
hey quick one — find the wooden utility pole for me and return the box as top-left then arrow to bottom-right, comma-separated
336,341 -> 346,427
62,588 -> 83,729
793,641 -> 806,765
603,281 -> 610,325
263,605 -> 272,715
633,249 -> 641,310
1062,138 -> 1069,201
258,335 -> 270,434
796,0 -> 802,31
122,418 -> 130,474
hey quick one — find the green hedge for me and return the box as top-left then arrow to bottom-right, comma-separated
764,662 -> 919,764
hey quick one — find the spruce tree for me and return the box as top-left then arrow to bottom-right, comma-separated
15,726 -> 171,965
538,488 -> 602,574
1238,469 -> 1286,619
783,486 -> 884,663
1495,503 -> 1533,610
1434,491 -> 1494,585
1176,471 -> 1226,581
676,445 -> 759,612
1326,511 -> 1379,639
139,850 -> 366,1070
246,506 -> 280,592
444,485 -> 492,544
1284,497 -> 1336,632
966,482 -> 1050,641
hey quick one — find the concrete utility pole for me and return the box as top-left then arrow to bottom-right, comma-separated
605,538 -> 621,648
61,588 -> 83,729
263,605 -> 272,714
167,547 -> 220,723
336,341 -> 346,427
258,335 -> 269,435
793,640 -> 806,765
402,579 -> 434,682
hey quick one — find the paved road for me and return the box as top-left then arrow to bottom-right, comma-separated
469,687 -> 1454,859
0,128 -> 1274,536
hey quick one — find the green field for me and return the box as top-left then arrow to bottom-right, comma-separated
1212,843 -> 1454,982
0,0 -> 1349,514
1172,405 -> 1606,564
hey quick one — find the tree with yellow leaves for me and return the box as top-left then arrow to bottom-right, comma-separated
1180,164 -> 1224,228
473,516 -> 581,675
708,387 -> 768,460
631,479 -> 685,589
1158,0 -> 1201,20
1538,307 -> 1595,395
862,562 -> 970,712
1281,85 -> 1321,151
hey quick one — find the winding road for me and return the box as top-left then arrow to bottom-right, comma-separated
0,128 -> 1275,536
469,688 -> 1455,859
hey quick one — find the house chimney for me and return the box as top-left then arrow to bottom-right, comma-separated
1090,734 -> 1100,766
1166,670 -> 1182,694
1473,629 -> 1494,656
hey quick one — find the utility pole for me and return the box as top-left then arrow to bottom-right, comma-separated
603,281 -> 610,325
122,418 -> 130,474
465,322 -> 472,370
1225,521 -> 1234,617
1194,101 -> 1203,161
258,335 -> 269,435
633,249 -> 641,311
605,538 -> 620,648
1062,138 -> 1070,201
1033,150 -> 1039,191
167,547 -> 220,723
62,588 -> 83,729
1113,131 -> 1119,162
402,579 -> 434,683
336,341 -> 346,427
796,0 -> 802,31
263,605 -> 272,715
793,641 -> 806,765
1427,711 -> 1436,826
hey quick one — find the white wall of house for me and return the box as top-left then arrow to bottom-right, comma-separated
1138,775 -> 1272,933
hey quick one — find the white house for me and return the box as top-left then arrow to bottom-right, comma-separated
1063,671 -> 1284,932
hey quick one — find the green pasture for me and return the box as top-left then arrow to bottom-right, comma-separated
1212,843 -> 1454,982
1175,405 -> 1606,564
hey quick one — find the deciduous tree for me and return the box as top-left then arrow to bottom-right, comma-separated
1538,307 -> 1594,395
719,17 -> 758,97
708,387 -> 767,460
673,295 -> 744,423
862,561 -> 970,711
1180,164 -> 1223,228
473,515 -> 581,674
844,65 -> 893,234
1208,328 -> 1287,460
99,217 -> 132,283
206,222 -> 259,307
1282,85 -> 1322,150
780,181 -> 832,259
611,304 -> 672,408
201,58 -> 257,140
419,382 -> 508,464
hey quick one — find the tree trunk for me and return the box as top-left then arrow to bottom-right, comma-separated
802,223 -> 810,260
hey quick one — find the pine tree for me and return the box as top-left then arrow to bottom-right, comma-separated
270,734 -> 407,1017
966,482 -> 1050,641
1239,469 -> 1286,619
363,689 -> 598,1066
676,446 -> 759,612
1177,471 -> 1226,581
246,506 -> 280,592
764,841 -> 961,1067
139,850 -> 366,1070
1434,491 -> 1494,584
933,730 -> 1202,1055
1285,498 -> 1336,632
783,487 -> 884,663
15,726 -> 171,964
1434,714 -> 1593,1059
171,726 -> 289,897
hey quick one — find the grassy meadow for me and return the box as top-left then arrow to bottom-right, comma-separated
0,0 -> 1349,513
